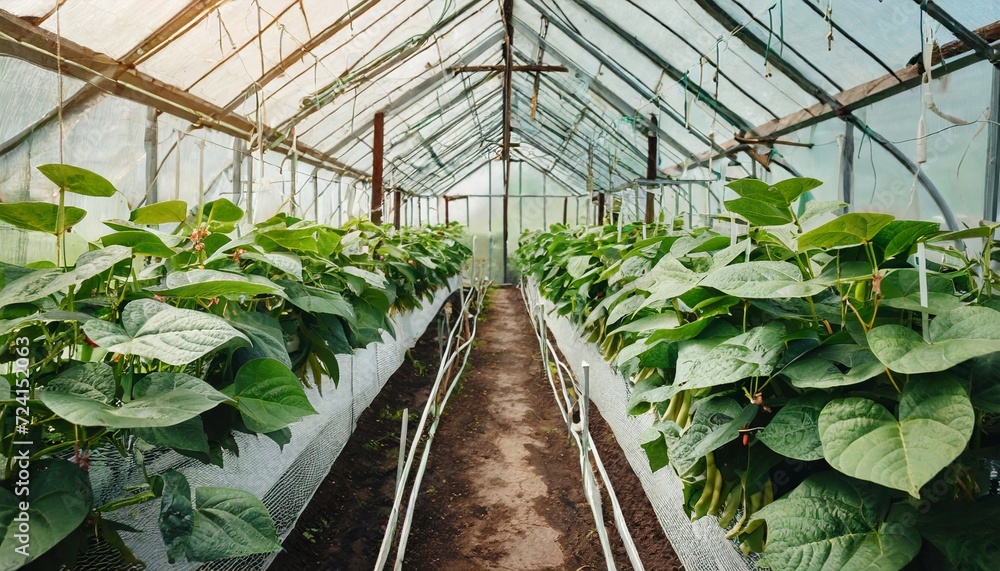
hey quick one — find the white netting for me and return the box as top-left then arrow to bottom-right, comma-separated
72,277 -> 459,571
523,280 -> 754,571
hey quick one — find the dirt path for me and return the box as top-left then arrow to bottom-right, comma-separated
273,286 -> 682,570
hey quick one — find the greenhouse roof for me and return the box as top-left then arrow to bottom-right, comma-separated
0,0 -> 997,196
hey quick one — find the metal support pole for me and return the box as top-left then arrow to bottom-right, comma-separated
144,108 -> 158,207
986,66 -> 1000,221
445,197 -> 450,224
312,168 -> 319,221
840,122 -> 855,211
372,111 -> 385,224
232,138 -> 243,207
563,196 -> 568,224
645,114 -> 658,223
290,128 -> 298,217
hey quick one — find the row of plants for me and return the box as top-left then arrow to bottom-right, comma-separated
0,165 -> 470,569
517,177 -> 1000,570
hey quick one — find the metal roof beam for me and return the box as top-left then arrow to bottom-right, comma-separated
915,0 -> 998,63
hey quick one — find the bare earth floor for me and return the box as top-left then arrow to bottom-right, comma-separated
273,286 -> 682,570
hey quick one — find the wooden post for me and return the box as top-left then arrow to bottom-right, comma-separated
393,187 -> 402,229
597,192 -> 605,225
371,111 -> 384,224
562,196 -> 568,224
444,196 -> 450,224
501,0 -> 514,283
645,114 -> 658,223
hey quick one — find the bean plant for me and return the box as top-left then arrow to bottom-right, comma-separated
0,164 -> 470,568
517,177 -> 1000,570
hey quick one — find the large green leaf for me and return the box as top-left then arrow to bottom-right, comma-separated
0,245 -> 131,307
758,392 -> 830,461
724,197 -> 794,227
868,306 -> 1000,374
873,220 -> 940,261
675,322 -> 786,390
681,396 -> 758,460
101,231 -> 176,257
83,299 -> 249,365
0,202 -> 87,234
146,269 -> 284,299
0,460 -> 93,569
234,358 -> 317,432
37,164 -> 117,197
782,345 -> 885,389
240,251 -> 302,280
877,269 -> 961,314
131,200 -> 188,225
280,280 -> 356,323
202,198 -> 244,233
798,213 -> 895,252
225,307 -> 291,367
753,471 -> 920,571
135,417 -> 210,453
818,377 -> 974,497
42,362 -> 115,403
40,371 -> 230,428
184,487 -> 281,561
700,261 -> 827,299
916,497 -> 1000,570
157,470 -> 194,564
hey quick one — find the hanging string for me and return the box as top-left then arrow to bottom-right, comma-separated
825,0 -> 834,51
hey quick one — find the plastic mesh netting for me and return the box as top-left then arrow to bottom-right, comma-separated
524,280 -> 754,571
72,278 -> 459,571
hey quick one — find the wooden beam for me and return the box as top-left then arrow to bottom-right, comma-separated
394,188 -> 402,229
501,0 -> 513,283
0,9 -> 366,178
450,64 -> 568,72
668,19 -> 1000,175
371,111 -> 384,224
645,114 -> 657,223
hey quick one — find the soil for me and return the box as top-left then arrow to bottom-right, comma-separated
273,286 -> 683,570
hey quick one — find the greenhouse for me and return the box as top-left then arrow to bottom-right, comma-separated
0,0 -> 999,569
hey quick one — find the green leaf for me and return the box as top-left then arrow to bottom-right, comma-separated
770,177 -> 824,204
280,280 -> 356,323
873,220 -> 940,260
235,358 -> 317,433
101,231 -> 176,257
638,426 -> 671,472
202,198 -> 244,233
135,417 -> 210,453
146,269 -> 284,299
225,307 -> 291,368
969,353 -> 1000,413
0,202 -> 87,234
758,392 -> 830,461
43,362 -> 116,403
41,371 -> 230,428
725,197 -> 794,226
675,322 -> 786,391
916,497 -> 1000,569
798,213 -> 895,252
798,200 -> 846,224
37,164 -> 117,197
701,261 -> 827,299
754,471 -> 920,571
83,299 -> 249,365
868,306 -> 1000,374
0,460 -> 93,569
131,200 -> 189,225
877,269 -> 961,314
184,487 -> 280,561
0,245 -> 131,307
782,345 -> 885,389
818,377 -> 974,497
240,252 -> 303,280
682,396 -> 758,459
157,470 -> 194,564
342,266 -> 388,289
566,255 -> 594,279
